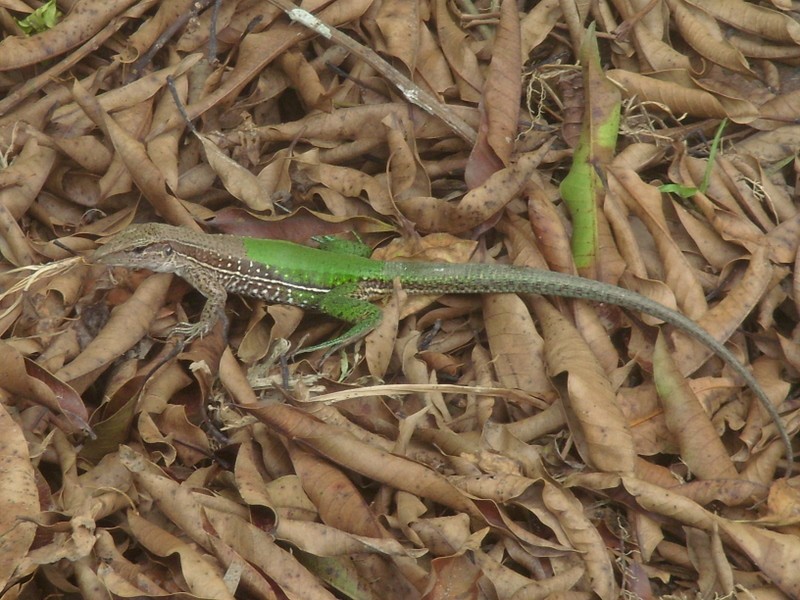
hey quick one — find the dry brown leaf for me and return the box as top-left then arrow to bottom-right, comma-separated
621,475 -> 717,530
205,504 -> 367,600
397,148 -> 547,232
196,132 -> 275,212
374,0 -> 420,73
695,0 -> 800,44
382,112 -> 430,200
672,245 -> 773,377
483,294 -> 550,395
155,1 -> 374,136
685,526 -> 734,596
289,446 -> 389,537
465,0 -> 521,188
127,511 -> 236,600
624,18 -> 693,71
146,75 -> 187,193
473,548 -> 561,598
608,70 -> 730,120
0,341 -> 89,433
654,333 -> 739,480
278,49 -> 331,112
424,554 -> 483,599
520,0 -> 562,58
541,482 -> 617,600
432,0 -> 482,103
715,518 -> 800,597
608,165 -> 709,320
415,22 -> 456,97
56,273 -> 172,387
49,54 -> 202,131
276,518 -> 423,557
0,402 -> 38,590
127,0 -> 197,57
666,0 -> 752,74
535,298 -> 637,473
0,140 -> 56,266
245,402 -> 481,518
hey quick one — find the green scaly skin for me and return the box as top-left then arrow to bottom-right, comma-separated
90,223 -> 793,475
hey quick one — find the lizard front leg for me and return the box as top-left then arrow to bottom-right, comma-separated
171,271 -> 229,341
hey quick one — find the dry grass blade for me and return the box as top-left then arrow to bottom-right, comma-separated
0,256 -> 83,319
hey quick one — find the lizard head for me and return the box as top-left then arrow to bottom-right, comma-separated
90,223 -> 184,273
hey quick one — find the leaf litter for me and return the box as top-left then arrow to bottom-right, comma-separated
1,1 -> 800,598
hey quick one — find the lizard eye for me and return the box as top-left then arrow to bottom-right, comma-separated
131,246 -> 147,254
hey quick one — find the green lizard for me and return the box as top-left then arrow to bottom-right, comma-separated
90,222 -> 793,474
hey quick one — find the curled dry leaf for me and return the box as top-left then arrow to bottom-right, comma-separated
654,333 -> 739,480
0,402 -> 38,590
196,132 -> 275,212
535,298 -> 637,474
465,0 -> 521,187
127,511 -> 236,600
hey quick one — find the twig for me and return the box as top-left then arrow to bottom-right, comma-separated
128,0 -> 217,82
265,0 -> 477,144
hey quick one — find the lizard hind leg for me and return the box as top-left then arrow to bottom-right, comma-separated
295,283 -> 384,357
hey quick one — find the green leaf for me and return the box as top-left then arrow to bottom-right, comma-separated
658,118 -> 728,197
558,23 -> 621,269
658,183 -> 699,199
15,0 -> 62,36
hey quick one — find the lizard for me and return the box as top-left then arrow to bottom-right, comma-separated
89,222 -> 793,475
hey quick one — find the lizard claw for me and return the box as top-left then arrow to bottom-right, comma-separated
171,321 -> 208,342
170,312 -> 228,344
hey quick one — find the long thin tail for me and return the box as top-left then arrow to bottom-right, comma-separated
386,261 -> 793,475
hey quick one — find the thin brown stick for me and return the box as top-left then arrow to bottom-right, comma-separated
265,0 -> 477,144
